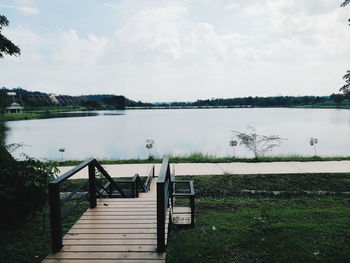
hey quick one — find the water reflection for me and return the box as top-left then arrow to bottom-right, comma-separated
5,108 -> 350,161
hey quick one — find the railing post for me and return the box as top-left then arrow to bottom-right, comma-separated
157,181 -> 165,252
131,181 -> 135,198
88,163 -> 97,209
190,196 -> 195,228
49,183 -> 62,253
136,179 -> 139,197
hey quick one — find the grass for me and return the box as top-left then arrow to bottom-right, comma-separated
57,153 -> 350,166
0,107 -> 85,122
179,173 -> 350,197
166,196 -> 350,263
166,173 -> 350,262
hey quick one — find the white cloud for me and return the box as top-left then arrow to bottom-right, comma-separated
0,3 -> 39,15
17,6 -> 39,15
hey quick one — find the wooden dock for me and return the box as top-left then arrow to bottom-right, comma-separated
43,180 -> 168,263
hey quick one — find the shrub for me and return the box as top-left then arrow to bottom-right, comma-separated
0,158 -> 58,226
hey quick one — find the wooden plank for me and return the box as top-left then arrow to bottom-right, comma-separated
83,211 -> 156,216
46,252 -> 166,260
93,204 -> 156,208
67,229 -> 157,234
71,224 -> 158,229
63,239 -> 157,245
80,215 -> 156,220
76,219 -> 157,224
63,233 -> 159,239
172,207 -> 191,214
83,212 -> 156,217
60,245 -> 157,252
97,199 -> 156,202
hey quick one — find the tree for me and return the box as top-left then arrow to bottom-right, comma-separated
339,70 -> 350,95
0,15 -> 20,58
330,93 -> 345,106
341,0 -> 350,7
232,126 -> 285,159
102,95 -> 126,109
229,140 -> 238,158
0,89 -> 8,113
340,2 -> 350,94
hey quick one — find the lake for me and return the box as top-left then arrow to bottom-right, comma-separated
5,108 -> 350,161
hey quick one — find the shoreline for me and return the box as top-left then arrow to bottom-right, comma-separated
1,105 -> 349,122
56,155 -> 350,166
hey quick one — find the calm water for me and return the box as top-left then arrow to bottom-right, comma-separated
5,108 -> 350,160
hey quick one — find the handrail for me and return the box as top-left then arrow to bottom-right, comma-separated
48,158 -> 125,252
144,165 -> 155,192
157,157 -> 173,252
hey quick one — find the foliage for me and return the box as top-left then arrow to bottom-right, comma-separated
341,0 -> 350,7
0,157 -> 58,226
232,126 -> 285,159
330,93 -> 345,106
0,89 -> 8,113
0,15 -> 20,58
339,70 -> 350,95
229,139 -> 237,158
102,95 -> 126,109
0,201 -> 87,263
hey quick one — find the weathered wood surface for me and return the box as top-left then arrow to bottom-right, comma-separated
43,180 -> 168,263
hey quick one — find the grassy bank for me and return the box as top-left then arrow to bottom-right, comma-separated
57,153 -> 350,166
0,107 -> 85,122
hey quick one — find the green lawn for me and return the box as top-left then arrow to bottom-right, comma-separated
166,196 -> 350,263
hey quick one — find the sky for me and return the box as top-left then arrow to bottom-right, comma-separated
1,0 -> 350,102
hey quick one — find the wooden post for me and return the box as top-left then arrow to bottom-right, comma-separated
49,183 -> 62,252
190,196 -> 195,228
88,163 -> 97,209
157,181 -> 165,252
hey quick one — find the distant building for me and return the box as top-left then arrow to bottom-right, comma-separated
49,94 -> 59,104
6,102 -> 24,114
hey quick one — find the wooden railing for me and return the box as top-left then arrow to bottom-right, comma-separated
172,180 -> 195,228
156,157 -> 173,252
48,158 -> 126,252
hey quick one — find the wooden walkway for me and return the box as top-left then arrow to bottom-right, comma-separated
43,180 -> 168,263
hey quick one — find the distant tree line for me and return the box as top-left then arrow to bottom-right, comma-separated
168,95 -> 348,108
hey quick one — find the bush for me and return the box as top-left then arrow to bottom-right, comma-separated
0,158 -> 58,226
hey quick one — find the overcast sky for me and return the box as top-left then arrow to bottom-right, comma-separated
1,0 -> 350,102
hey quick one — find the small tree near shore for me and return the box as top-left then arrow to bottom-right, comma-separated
229,140 -> 238,158
309,138 -> 318,156
145,139 -> 155,159
232,126 -> 285,159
